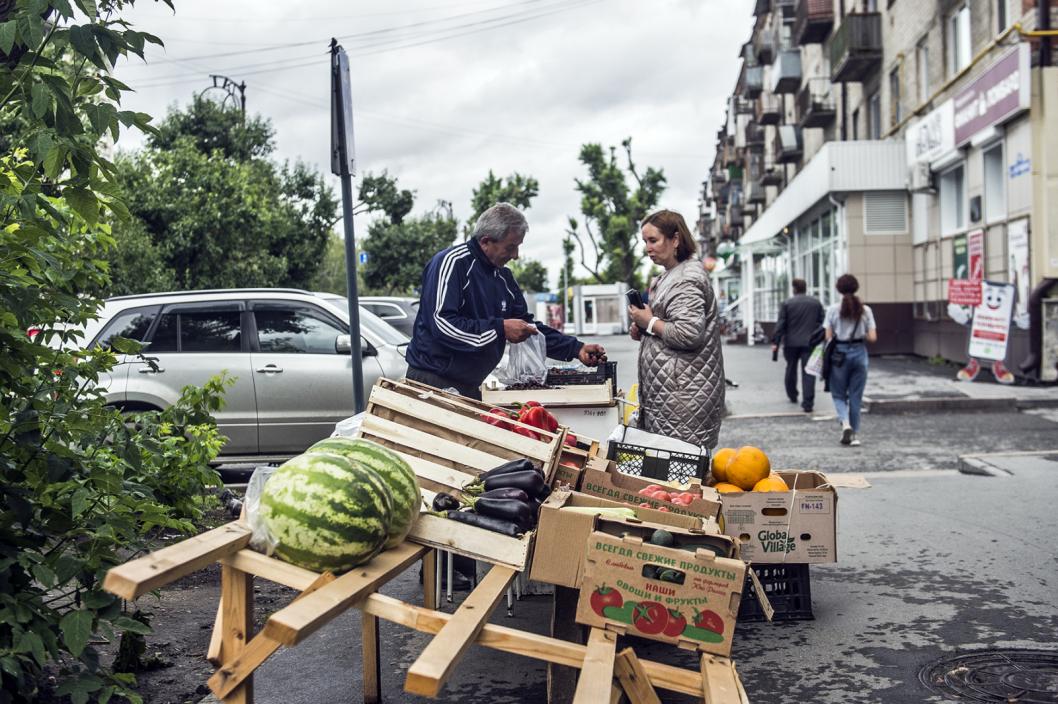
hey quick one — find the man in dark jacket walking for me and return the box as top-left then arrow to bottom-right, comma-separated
406,202 -> 606,400
771,278 -> 824,412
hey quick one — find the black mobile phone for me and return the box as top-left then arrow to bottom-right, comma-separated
625,289 -> 645,309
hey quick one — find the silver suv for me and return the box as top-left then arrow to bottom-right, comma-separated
80,289 -> 408,461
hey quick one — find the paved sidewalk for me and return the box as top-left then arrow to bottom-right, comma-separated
721,342 -> 1057,418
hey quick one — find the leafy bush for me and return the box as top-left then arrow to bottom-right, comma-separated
1,2 -> 233,701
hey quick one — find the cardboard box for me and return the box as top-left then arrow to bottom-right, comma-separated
575,519 -> 746,657
549,403 -> 622,441
529,490 -> 718,588
719,470 -> 838,564
579,457 -> 722,522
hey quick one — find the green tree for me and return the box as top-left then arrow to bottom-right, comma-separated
464,170 -> 539,237
566,137 -> 666,289
509,258 -> 549,292
361,210 -> 458,294
104,99 -> 338,294
355,170 -> 414,224
1,3 -> 230,700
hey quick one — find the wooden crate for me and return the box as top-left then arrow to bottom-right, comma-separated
102,522 -> 749,704
363,378 -> 566,480
481,380 -> 614,407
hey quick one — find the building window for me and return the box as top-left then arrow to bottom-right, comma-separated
983,143 -> 1006,223
889,68 -> 902,126
996,0 -> 1007,32
940,164 -> 966,236
868,92 -> 882,139
947,4 -> 971,77
793,209 -> 838,306
864,191 -> 909,234
852,107 -> 860,140
916,38 -> 930,104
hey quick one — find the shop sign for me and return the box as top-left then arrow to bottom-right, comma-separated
905,99 -> 954,165
948,279 -> 982,306
967,281 -> 1016,361
967,229 -> 984,282
954,44 -> 1030,146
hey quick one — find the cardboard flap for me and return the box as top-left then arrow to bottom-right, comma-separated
747,566 -> 774,622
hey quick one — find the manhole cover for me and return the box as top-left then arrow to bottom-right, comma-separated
919,650 -> 1058,702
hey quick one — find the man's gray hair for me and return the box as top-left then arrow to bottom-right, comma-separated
472,203 -> 528,243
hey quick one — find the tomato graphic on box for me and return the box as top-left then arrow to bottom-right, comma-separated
694,609 -> 724,635
632,601 -> 669,636
590,586 -> 622,616
662,609 -> 687,638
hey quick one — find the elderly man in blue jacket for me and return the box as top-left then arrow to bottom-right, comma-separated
406,202 -> 606,400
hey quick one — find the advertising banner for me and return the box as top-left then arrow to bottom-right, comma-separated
1007,218 -> 1030,329
948,279 -> 982,306
968,281 -> 1016,361
954,44 -> 1030,146
967,229 -> 984,282
953,234 -> 968,279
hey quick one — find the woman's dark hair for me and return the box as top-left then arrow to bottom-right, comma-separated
642,209 -> 697,262
836,274 -> 863,322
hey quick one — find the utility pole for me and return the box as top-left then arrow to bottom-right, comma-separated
330,39 -> 365,413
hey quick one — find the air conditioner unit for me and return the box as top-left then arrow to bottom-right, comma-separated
908,161 -> 935,193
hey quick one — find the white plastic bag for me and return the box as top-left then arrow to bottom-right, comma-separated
332,411 -> 366,438
804,343 -> 824,378
245,465 -> 279,555
499,330 -> 547,385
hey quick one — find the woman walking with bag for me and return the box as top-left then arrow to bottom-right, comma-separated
825,274 -> 877,446
627,210 -> 725,453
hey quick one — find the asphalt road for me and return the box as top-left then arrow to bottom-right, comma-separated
200,340 -> 1058,703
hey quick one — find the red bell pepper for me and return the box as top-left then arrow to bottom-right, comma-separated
512,425 -> 539,441
563,433 -> 578,447
480,408 -> 516,431
520,405 -> 559,433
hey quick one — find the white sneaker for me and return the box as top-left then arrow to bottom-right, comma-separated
850,434 -> 861,447
840,422 -> 853,445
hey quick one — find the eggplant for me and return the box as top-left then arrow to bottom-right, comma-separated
478,458 -> 537,482
482,470 -> 547,496
432,492 -> 462,512
479,487 -> 530,503
470,497 -> 534,526
446,510 -> 524,537
536,483 -> 552,500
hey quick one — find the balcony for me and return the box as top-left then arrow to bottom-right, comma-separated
761,159 -> 784,185
754,0 -> 770,16
829,13 -> 882,83
756,92 -> 782,125
745,122 -> 766,152
733,96 -> 755,114
797,77 -> 836,127
771,50 -> 802,94
753,29 -> 775,65
774,125 -> 803,163
743,66 -> 764,99
794,0 -> 834,45
746,180 -> 766,204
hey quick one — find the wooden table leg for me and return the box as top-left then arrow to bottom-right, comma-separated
363,604 -> 382,704
573,628 -> 617,703
548,586 -> 587,704
614,649 -> 661,704
220,563 -> 254,704
422,549 -> 438,610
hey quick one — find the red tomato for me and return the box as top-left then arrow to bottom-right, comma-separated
657,506 -> 670,512
662,609 -> 688,637
654,491 -> 672,502
590,586 -> 622,616
633,601 -> 669,636
639,502 -> 652,508
694,609 -> 725,635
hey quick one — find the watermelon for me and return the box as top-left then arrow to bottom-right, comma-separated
307,437 -> 421,549
260,452 -> 393,573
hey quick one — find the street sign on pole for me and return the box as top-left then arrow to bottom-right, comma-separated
359,252 -> 368,265
330,39 -> 365,413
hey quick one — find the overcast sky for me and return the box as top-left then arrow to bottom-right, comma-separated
113,0 -> 747,290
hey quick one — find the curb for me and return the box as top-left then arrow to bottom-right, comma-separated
864,396 -> 1018,415
1017,398 -> 1058,410
957,456 -> 1014,477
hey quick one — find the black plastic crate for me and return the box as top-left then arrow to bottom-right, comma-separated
545,361 -> 617,387
738,563 -> 813,622
606,441 -> 709,484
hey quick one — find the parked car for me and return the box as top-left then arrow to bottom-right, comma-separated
79,289 -> 408,461
356,296 -> 419,337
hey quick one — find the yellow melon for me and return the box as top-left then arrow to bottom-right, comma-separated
713,482 -> 743,493
752,474 -> 789,492
726,446 -> 771,491
711,447 -> 736,483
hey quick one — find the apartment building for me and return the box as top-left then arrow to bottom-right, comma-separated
701,0 -> 1058,380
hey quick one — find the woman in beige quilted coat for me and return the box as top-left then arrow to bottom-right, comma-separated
628,210 -> 725,450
